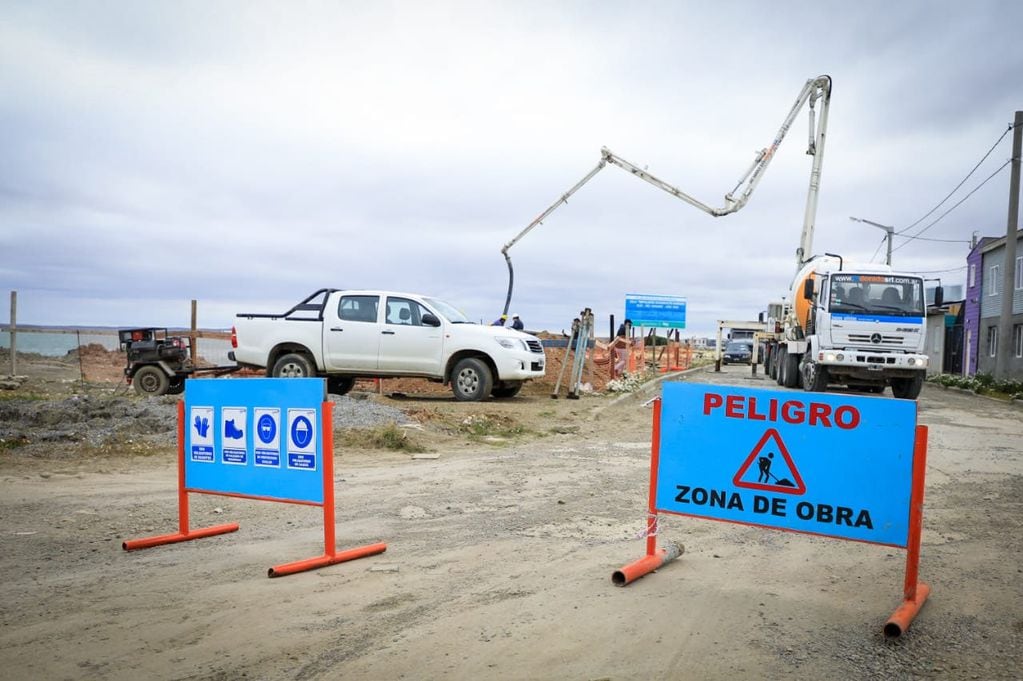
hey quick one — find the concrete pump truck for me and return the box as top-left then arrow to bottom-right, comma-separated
498,74 -> 935,399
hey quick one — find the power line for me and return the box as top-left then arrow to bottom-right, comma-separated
892,159 -> 1012,253
869,235 -> 887,263
897,122 -> 1016,235
895,235 -> 971,244
905,266 -> 967,275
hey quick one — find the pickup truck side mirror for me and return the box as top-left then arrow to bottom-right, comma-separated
421,313 -> 441,327
933,286 -> 944,307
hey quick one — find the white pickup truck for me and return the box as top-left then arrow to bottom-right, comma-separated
229,289 -> 546,401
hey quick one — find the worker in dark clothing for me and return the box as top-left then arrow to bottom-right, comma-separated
616,318 -> 633,338
511,313 -> 524,331
491,314 -> 508,326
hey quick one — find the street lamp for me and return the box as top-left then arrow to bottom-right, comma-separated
849,216 -> 894,266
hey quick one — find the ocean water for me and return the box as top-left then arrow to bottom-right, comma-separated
0,330 -> 234,364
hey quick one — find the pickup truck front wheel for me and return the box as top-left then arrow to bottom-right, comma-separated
272,353 -> 315,379
451,358 -> 493,402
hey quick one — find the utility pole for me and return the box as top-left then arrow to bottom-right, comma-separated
995,112 -> 1022,381
849,216 -> 894,265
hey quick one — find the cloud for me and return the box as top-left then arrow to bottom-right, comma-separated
1,1 -> 1020,335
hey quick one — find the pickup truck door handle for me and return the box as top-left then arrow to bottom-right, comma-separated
330,327 -> 343,332
381,330 -> 396,335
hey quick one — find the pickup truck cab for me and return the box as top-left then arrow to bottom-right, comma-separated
230,289 -> 546,401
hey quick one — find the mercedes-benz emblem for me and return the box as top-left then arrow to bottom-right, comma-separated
870,333 -> 882,344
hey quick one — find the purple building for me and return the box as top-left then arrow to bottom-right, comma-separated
963,239 -> 995,375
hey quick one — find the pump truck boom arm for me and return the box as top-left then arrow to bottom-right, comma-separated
500,75 -> 832,315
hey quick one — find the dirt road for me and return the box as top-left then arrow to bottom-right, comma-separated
1,364 -> 1021,680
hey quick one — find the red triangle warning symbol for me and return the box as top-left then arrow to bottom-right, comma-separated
732,428 -> 806,495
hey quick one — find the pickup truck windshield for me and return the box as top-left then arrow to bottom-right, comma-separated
423,297 -> 472,324
828,274 -> 925,317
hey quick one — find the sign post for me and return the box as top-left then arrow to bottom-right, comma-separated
613,383 -> 930,638
123,378 -> 386,578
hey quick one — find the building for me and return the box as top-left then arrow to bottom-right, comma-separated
965,233 -> 1023,378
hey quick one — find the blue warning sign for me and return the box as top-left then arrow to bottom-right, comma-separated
184,378 -> 326,503
653,383 -> 917,547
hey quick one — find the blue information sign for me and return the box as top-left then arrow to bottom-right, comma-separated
185,378 -> 326,504
654,383 -> 917,547
625,293 -> 687,329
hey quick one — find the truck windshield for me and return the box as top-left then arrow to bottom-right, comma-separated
828,274 -> 925,317
423,297 -> 472,324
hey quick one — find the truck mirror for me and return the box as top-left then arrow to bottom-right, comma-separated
802,277 -> 815,300
421,313 -> 441,327
933,286 -> 944,307
758,311 -> 764,323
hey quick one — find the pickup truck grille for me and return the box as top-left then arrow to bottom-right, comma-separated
527,340 -> 544,354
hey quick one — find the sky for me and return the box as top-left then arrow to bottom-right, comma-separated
2,1 -> 1021,337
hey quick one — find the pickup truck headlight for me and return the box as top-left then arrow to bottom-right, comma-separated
495,337 -> 526,350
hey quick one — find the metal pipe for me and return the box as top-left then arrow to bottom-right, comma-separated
884,583 -> 931,639
612,541 -> 684,586
268,542 -> 388,578
123,524 -> 240,551
884,424 -> 930,638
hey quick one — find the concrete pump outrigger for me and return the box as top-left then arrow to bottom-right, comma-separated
500,75 -> 833,316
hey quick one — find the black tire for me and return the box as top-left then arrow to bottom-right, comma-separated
775,347 -> 787,386
491,381 -> 523,399
802,354 -> 828,392
451,357 -> 493,402
781,349 -> 800,388
272,352 -> 316,379
768,346 -> 779,380
891,373 -> 924,400
133,365 -> 170,396
327,376 -> 356,396
167,378 -> 186,395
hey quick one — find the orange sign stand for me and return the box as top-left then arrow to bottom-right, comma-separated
123,401 -> 387,578
612,398 -> 930,639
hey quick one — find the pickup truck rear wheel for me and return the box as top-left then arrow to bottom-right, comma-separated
327,376 -> 356,396
491,381 -> 523,399
133,365 -> 170,396
451,358 -> 493,402
272,353 -> 315,379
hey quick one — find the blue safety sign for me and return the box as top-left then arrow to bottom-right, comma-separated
254,408 -> 281,468
653,383 -> 917,547
221,406 -> 248,465
184,378 -> 326,503
287,409 -> 317,471
189,406 -> 215,463
625,293 -> 687,329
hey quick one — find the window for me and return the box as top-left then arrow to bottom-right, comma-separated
969,263 -> 976,288
385,297 -> 431,326
1016,256 -> 1023,290
988,326 -> 998,357
1016,324 -> 1023,359
989,264 -> 1000,296
338,295 -> 379,323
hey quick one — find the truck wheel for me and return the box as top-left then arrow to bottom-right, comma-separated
272,353 -> 315,379
451,357 -> 493,402
327,376 -> 356,396
891,373 -> 924,400
781,350 -> 800,388
775,347 -> 787,386
133,365 -> 170,396
491,381 -> 523,399
167,378 -> 185,395
768,347 -> 779,380
802,355 -> 828,392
